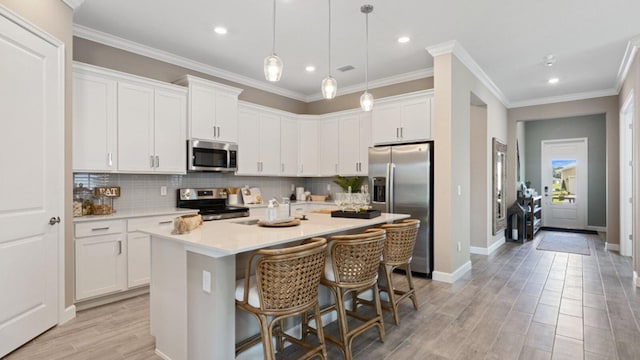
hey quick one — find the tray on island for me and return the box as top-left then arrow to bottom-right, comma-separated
331,209 -> 381,219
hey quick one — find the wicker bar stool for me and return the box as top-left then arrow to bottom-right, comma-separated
235,238 -> 328,360
305,229 -> 386,360
377,219 -> 420,325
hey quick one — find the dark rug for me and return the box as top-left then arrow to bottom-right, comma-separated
540,227 -> 598,235
537,233 -> 591,255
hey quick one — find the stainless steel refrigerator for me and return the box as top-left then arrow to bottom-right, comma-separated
369,142 -> 433,276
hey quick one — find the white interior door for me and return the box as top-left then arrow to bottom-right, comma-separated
0,8 -> 64,357
541,138 -> 588,230
620,92 -> 634,256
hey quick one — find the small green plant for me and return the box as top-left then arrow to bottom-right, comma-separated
333,175 -> 365,192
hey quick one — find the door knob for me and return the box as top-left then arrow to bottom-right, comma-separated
49,216 -> 61,225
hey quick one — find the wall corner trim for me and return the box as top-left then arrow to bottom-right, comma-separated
62,0 -> 85,10
470,237 -> 505,255
616,35 -> 640,92
432,260 -> 472,284
59,305 -> 76,325
605,242 -> 620,252
426,40 -> 510,107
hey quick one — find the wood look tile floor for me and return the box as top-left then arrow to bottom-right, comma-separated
6,230 -> 640,360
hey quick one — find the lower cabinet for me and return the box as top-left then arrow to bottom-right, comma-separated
74,214 -> 187,302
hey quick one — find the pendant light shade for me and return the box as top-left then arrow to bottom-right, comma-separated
322,76 -> 337,99
360,91 -> 374,111
264,0 -> 282,82
322,0 -> 337,99
264,54 -> 283,82
360,4 -> 374,111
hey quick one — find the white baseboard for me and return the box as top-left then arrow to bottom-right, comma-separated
155,349 -> 172,360
470,237 -> 505,255
59,304 -> 76,325
605,242 -> 620,252
586,226 -> 607,233
634,271 -> 639,288
432,260 -> 472,284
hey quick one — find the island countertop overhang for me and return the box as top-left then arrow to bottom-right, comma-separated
139,212 -> 410,258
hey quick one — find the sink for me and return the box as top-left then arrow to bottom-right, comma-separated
232,218 -> 260,226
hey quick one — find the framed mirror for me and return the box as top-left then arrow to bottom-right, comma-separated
493,138 -> 507,235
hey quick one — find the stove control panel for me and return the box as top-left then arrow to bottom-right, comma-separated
179,188 -> 227,200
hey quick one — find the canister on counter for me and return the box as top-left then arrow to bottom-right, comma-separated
92,186 -> 120,215
73,183 -> 93,217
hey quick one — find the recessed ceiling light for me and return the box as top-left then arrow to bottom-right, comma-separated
543,54 -> 556,67
305,65 -> 316,72
548,77 -> 559,84
213,26 -> 227,35
398,36 -> 410,44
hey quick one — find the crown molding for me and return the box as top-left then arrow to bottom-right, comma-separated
507,88 -> 618,109
305,68 -> 434,102
426,40 -> 510,107
73,24 -> 308,102
615,35 -> 640,92
62,0 -> 85,10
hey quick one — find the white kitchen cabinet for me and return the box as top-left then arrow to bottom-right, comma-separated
72,69 -> 117,172
338,112 -> 371,176
117,80 -> 187,174
298,119 -> 319,176
126,215 -> 176,288
280,116 -> 298,176
75,220 -> 127,301
237,107 -> 281,175
175,75 -> 243,142
318,118 -> 340,176
371,92 -> 432,145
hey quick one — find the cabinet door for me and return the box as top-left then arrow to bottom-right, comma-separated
117,81 -> 155,172
318,118 -> 340,176
72,72 -> 117,172
215,90 -> 239,142
371,103 -> 401,144
154,88 -> 187,174
338,115 -> 360,176
401,96 -> 431,141
127,232 -> 151,288
298,121 -> 318,175
189,83 -> 215,140
259,113 -> 281,175
236,108 -> 261,175
358,112 -> 372,175
75,234 -> 126,300
280,116 -> 298,176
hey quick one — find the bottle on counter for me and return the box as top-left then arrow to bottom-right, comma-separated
266,199 -> 278,222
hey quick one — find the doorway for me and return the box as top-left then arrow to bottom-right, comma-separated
620,91 -> 634,257
541,138 -> 588,230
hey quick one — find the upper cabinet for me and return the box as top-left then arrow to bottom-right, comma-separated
371,91 -> 433,145
280,116 -> 298,176
73,63 -> 187,174
317,118 -> 340,176
298,119 -> 318,176
338,112 -> 371,176
236,105 -> 281,176
73,69 -> 117,172
174,75 -> 243,143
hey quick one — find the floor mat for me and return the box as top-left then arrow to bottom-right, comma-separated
536,233 -> 591,255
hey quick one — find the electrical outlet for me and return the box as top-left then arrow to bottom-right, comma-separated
202,270 -> 211,293
457,241 -> 461,252
160,186 -> 167,196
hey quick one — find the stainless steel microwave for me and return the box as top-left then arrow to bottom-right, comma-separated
187,139 -> 238,172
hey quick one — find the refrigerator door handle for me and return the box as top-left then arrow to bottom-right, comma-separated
387,162 -> 395,213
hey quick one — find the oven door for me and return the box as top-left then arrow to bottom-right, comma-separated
188,140 -> 237,172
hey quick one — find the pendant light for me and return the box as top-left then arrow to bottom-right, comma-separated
360,4 -> 374,111
264,0 -> 283,82
321,0 -> 337,99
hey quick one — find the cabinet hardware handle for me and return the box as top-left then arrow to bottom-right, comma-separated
158,220 -> 173,225
401,127 -> 404,138
155,155 -> 160,168
117,240 -> 122,255
150,155 -> 155,168
301,164 -> 304,173
108,153 -> 113,167
396,127 -> 400,138
218,126 -> 221,138
281,163 -> 284,173
356,163 -> 359,172
92,227 -> 109,231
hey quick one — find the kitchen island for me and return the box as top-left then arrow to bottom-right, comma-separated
140,212 -> 409,360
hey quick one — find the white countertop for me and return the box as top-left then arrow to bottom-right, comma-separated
140,212 -> 409,258
73,208 -> 197,223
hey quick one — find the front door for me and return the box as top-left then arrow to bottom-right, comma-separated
541,138 -> 588,230
0,8 -> 64,357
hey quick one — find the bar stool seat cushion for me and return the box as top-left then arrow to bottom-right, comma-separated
235,276 -> 260,307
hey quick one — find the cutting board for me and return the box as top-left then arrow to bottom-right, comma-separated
241,187 -> 263,204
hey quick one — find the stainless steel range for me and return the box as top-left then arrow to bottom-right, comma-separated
177,188 -> 249,221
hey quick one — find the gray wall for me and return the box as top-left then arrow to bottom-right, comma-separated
523,114 -> 606,227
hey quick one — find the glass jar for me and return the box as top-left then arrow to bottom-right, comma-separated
73,184 -> 93,216
92,195 -> 114,215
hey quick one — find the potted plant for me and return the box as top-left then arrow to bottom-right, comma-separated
333,175 -> 365,193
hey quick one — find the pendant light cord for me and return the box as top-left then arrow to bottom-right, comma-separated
272,0 -> 277,54
364,9 -> 369,91
328,0 -> 332,76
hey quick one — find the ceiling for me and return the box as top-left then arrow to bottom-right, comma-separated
72,0 -> 640,107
